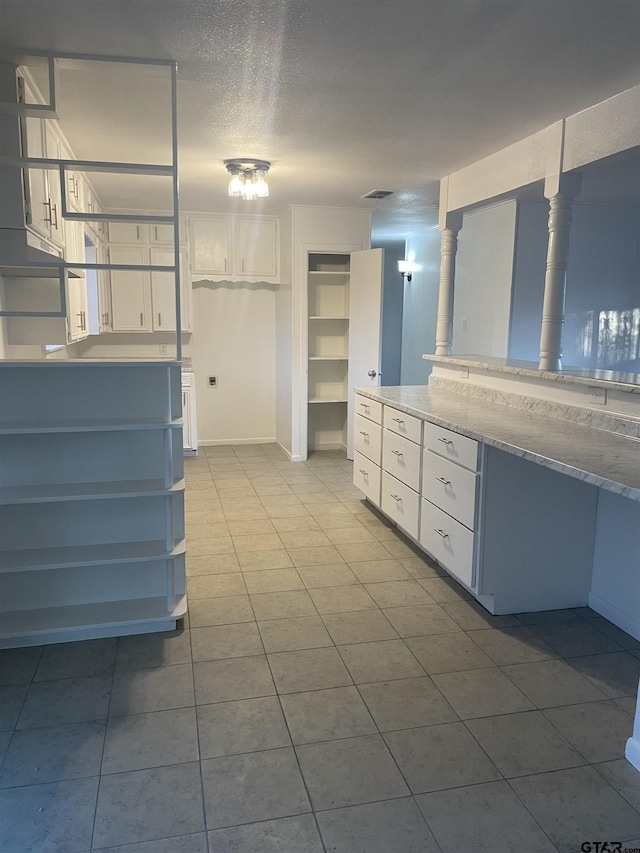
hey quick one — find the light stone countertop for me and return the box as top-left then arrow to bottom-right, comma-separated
424,354 -> 640,395
355,385 -> 640,502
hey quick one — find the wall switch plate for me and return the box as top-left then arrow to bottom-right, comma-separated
208,376 -> 217,387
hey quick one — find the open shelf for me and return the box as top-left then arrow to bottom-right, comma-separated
0,478 -> 185,505
309,397 -> 348,404
308,356 -> 348,361
0,539 -> 186,573
0,417 -> 182,435
0,595 -> 187,646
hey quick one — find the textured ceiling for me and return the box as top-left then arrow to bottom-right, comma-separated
1,0 -> 639,237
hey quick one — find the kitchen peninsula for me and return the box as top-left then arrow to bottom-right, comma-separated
353,354 -> 640,767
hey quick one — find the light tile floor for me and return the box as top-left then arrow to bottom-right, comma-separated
2,444 -> 640,851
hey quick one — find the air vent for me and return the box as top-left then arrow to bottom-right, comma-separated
361,189 -> 395,199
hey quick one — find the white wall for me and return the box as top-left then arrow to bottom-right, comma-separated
452,201 -> 518,358
400,228 -> 440,385
275,206 -> 293,455
191,281 -> 276,445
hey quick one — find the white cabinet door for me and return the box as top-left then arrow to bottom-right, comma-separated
182,388 -> 191,450
150,220 -> 187,245
235,218 -> 277,278
109,246 -> 151,331
24,114 -> 51,239
108,222 -> 148,244
150,247 -> 192,332
43,124 -> 65,248
190,217 -> 231,275
346,248 -> 384,459
66,275 -> 89,342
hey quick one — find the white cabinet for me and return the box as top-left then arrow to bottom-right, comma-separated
22,100 -> 64,249
107,220 -> 187,246
181,370 -> 198,454
190,214 -> 279,282
0,361 -> 186,648
108,245 -> 152,331
66,275 -> 89,342
235,218 -> 277,278
419,424 -> 480,587
105,229 -> 191,333
150,247 -> 192,332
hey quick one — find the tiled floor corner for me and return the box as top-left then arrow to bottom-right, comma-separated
2,443 -> 640,852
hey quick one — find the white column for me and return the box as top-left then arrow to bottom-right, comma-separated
435,214 -> 462,356
538,174 -> 581,371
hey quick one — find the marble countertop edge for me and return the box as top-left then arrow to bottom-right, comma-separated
355,384 -> 640,502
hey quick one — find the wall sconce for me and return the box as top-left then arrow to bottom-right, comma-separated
398,259 -> 415,282
224,159 -> 270,200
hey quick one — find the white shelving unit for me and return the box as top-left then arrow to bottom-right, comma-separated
0,361 -> 186,648
0,52 -> 187,647
307,253 -> 351,450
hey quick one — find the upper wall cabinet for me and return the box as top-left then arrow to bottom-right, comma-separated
190,214 -> 279,283
107,220 -> 188,246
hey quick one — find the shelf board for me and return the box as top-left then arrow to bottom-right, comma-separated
0,540 -> 186,573
0,479 -> 185,505
308,356 -> 348,361
308,315 -> 349,321
309,397 -> 348,404
308,270 -> 350,276
0,594 -> 188,642
0,417 -> 183,435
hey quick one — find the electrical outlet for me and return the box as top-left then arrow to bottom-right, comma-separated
209,376 -> 217,387
159,344 -> 168,355
588,387 -> 607,405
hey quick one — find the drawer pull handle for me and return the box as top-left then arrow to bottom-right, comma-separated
391,449 -> 403,457
434,528 -> 449,539
359,469 -> 369,478
360,403 -> 370,409
435,476 -> 451,485
438,437 -> 453,445
359,431 -> 369,437
390,494 -> 402,502
392,417 -> 404,424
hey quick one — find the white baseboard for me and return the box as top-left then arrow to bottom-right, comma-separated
588,591 -> 640,642
274,440 -> 306,462
198,437 -> 276,447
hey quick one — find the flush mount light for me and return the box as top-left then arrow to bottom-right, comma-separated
224,159 -> 270,200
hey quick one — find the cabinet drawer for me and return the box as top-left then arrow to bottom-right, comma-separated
384,407 -> 422,443
382,430 -> 421,492
354,415 -> 382,464
355,394 -> 382,425
420,499 -> 475,588
381,472 -> 420,540
353,452 -> 381,506
423,421 -> 479,472
422,450 -> 477,530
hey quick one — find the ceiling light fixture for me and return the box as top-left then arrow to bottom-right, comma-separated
224,159 -> 270,200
